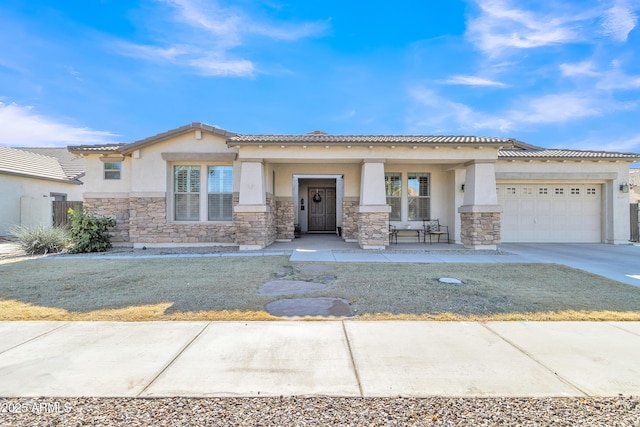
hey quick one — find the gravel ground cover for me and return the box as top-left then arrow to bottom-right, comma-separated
1,396 -> 638,426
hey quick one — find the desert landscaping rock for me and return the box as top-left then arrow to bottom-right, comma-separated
439,277 -> 463,284
3,396 -> 640,426
265,297 -> 353,317
258,280 -> 327,296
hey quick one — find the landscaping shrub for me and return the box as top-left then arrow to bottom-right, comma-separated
68,208 -> 116,253
12,225 -> 70,255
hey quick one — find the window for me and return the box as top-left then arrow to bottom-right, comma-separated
407,173 -> 430,220
587,187 -> 597,195
506,187 -> 517,195
207,166 -> 233,221
173,165 -> 234,222
538,187 -> 548,195
555,187 -> 564,195
385,173 -> 401,221
174,166 -> 200,221
104,162 -> 121,180
571,188 -> 580,195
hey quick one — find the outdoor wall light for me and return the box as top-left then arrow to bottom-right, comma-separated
300,198 -> 305,210
620,183 -> 630,193
461,184 -> 465,192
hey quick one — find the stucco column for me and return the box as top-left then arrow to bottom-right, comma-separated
234,160 -> 273,250
357,160 -> 391,249
458,160 -> 501,250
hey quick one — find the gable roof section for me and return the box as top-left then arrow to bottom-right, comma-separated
18,147 -> 86,180
229,133 -> 515,147
67,143 -> 122,155
119,122 -> 237,154
0,146 -> 83,184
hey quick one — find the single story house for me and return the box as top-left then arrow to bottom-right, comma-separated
0,146 -> 85,236
68,122 -> 640,250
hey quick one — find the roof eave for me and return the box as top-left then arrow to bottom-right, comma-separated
229,141 -> 512,148
0,170 -> 83,185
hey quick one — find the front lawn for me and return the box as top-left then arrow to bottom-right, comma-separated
1,257 -> 639,320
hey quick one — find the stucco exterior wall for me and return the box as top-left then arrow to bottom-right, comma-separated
271,163 -> 360,197
0,174 -> 83,236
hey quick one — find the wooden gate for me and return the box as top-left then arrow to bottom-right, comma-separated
631,203 -> 639,242
53,201 -> 83,228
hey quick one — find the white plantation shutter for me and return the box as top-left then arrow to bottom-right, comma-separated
385,172 -> 402,221
207,166 -> 233,221
174,166 -> 200,221
408,173 -> 430,220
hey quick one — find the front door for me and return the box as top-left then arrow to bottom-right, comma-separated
308,188 -> 336,232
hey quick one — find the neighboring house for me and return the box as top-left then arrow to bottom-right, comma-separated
630,169 -> 640,204
0,146 -> 85,236
68,122 -> 640,250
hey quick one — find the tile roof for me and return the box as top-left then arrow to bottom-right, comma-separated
0,146 -> 82,183
67,143 -> 123,154
18,147 -> 86,180
499,149 -> 640,160
229,134 -> 515,145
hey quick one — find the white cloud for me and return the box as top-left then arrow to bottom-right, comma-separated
560,61 -> 600,77
466,0 -> 639,57
0,102 -> 117,147
564,133 -> 640,153
601,2 -> 638,42
466,0 -> 582,56
443,75 -> 507,87
409,87 -> 635,134
408,88 -> 511,132
507,93 -> 604,125
118,0 -> 328,77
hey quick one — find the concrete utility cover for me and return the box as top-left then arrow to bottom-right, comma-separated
258,280 -> 327,296
439,277 -> 462,284
266,298 -> 353,317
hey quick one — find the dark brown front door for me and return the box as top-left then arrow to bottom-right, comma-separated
308,188 -> 336,232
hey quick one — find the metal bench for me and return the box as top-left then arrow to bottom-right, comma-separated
422,219 -> 450,244
389,225 -> 421,244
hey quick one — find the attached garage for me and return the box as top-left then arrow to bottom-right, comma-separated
497,184 -> 602,243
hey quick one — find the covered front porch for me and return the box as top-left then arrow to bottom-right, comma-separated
230,133 -> 508,251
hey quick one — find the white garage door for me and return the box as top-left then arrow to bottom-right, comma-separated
497,184 -> 601,243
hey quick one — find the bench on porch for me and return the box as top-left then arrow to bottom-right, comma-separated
422,219 -> 450,244
389,225 -> 422,244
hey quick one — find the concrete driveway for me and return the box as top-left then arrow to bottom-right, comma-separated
502,243 -> 640,287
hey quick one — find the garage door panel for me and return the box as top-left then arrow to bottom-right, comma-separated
498,184 -> 601,243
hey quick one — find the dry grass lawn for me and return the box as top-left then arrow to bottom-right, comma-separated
1,256 -> 640,321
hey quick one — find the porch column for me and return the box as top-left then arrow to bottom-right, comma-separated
234,160 -> 273,250
357,160 -> 391,249
458,160 -> 501,250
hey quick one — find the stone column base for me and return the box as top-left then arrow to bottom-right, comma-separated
459,206 -> 501,250
357,205 -> 391,249
234,205 -> 272,250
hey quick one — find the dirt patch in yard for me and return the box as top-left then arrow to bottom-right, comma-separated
1,257 -> 640,321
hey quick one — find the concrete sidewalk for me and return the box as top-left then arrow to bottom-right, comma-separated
1,321 -> 639,398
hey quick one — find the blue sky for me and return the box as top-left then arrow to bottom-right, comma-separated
1,0 -> 640,160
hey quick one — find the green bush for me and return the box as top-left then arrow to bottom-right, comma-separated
68,208 -> 116,253
12,225 -> 70,255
